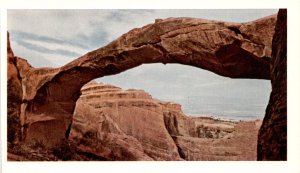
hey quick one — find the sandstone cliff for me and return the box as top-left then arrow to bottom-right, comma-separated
68,81 -> 260,161
7,12 -> 287,160
70,81 -> 181,160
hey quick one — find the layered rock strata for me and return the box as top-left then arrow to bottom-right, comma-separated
70,81 -> 180,160
69,81 -> 260,160
7,15 -> 276,147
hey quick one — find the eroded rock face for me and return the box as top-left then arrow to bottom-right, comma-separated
70,81 -> 181,160
257,9 -> 287,160
68,81 -> 260,160
173,120 -> 261,160
7,15 -> 277,147
163,106 -> 261,160
7,33 -> 23,143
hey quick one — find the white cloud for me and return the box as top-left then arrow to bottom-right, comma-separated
25,39 -> 89,55
11,40 -> 74,67
8,10 -> 111,40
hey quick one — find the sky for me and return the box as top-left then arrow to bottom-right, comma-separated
7,9 -> 278,120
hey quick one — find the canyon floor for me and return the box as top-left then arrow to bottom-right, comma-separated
8,82 -> 261,161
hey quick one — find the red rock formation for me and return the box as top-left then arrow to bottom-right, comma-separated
7,32 -> 23,143
7,13 -> 287,161
257,9 -> 287,160
173,119 -> 261,160
6,15 -> 276,147
70,82 -> 181,160
70,81 -> 260,160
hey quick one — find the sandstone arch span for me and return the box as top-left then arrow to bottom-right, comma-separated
8,11 -> 286,160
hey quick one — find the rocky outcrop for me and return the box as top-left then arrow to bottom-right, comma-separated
70,81 -> 181,160
7,33 -> 23,144
257,9 -> 287,160
68,81 -> 260,160
163,105 -> 261,160
7,15 -> 277,147
7,81 -> 261,161
173,120 -> 261,160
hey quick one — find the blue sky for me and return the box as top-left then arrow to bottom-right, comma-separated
8,9 -> 277,119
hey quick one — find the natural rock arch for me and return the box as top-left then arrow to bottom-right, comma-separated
7,11 -> 286,160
